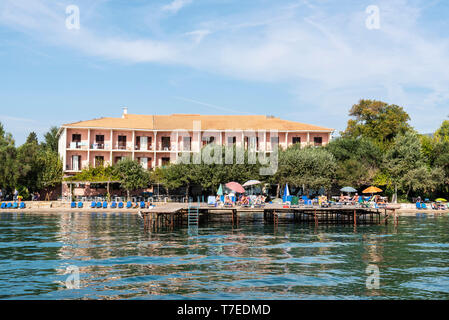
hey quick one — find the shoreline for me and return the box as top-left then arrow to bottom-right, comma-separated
0,204 -> 448,216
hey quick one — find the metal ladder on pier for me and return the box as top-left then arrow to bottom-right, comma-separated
188,199 -> 200,227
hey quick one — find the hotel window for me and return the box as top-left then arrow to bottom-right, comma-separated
161,137 -> 171,150
138,157 -> 149,169
314,137 -> 323,146
202,136 -> 215,146
117,135 -> 127,150
183,137 -> 191,151
94,156 -> 104,167
114,156 -> 126,164
71,155 -> 81,171
161,157 -> 170,167
94,135 -> 104,149
245,136 -> 259,150
292,137 -> 301,145
71,134 -> 81,149
227,136 -> 237,146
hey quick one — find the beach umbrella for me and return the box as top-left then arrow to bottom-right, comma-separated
435,198 -> 447,202
340,186 -> 357,193
243,180 -> 262,195
362,186 -> 382,194
282,184 -> 290,202
225,182 -> 245,193
217,184 -> 223,196
242,180 -> 261,187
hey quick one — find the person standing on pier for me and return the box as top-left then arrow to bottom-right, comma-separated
13,188 -> 18,201
0,189 -> 2,201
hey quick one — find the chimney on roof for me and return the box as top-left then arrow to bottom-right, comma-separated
122,107 -> 128,119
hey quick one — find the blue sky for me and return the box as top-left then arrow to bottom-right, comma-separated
1,0 -> 449,145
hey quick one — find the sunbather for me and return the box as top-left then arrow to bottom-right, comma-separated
224,195 -> 233,206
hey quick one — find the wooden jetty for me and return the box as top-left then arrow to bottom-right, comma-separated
140,203 -> 400,230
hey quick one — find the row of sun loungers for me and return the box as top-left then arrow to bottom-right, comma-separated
416,202 -> 448,210
0,202 -> 26,209
70,201 -> 150,209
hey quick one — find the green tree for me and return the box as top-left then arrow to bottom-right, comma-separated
16,132 -> 42,196
385,131 -> 437,199
114,158 -> 150,199
435,120 -> 449,143
275,146 -> 337,194
38,150 -> 63,199
342,99 -> 411,147
326,136 -> 382,187
400,166 -> 445,197
42,126 -> 59,152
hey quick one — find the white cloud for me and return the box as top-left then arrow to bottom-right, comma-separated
161,0 -> 192,13
185,29 -> 211,44
0,0 -> 449,133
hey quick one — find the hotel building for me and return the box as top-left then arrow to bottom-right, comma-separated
58,109 -> 334,176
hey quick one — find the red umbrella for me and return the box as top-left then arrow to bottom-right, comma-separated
225,182 -> 245,193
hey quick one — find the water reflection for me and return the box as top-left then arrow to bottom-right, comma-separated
0,212 -> 448,299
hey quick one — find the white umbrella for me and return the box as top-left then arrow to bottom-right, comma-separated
243,180 -> 262,195
242,180 -> 261,187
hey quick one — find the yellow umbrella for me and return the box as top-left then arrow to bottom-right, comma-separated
362,186 -> 382,194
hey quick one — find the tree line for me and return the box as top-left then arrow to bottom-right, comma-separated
0,125 -> 62,200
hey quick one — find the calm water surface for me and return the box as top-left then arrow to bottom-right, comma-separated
0,212 -> 448,299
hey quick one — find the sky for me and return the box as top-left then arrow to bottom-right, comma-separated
1,0 -> 449,145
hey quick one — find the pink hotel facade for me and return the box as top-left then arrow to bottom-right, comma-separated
58,110 -> 334,175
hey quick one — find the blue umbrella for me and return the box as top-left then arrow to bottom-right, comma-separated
282,184 -> 290,202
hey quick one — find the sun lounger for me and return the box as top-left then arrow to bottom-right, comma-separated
12,202 -> 18,209
110,202 -> 117,209
0,203 -> 5,209
103,201 -> 108,208
71,202 -> 77,208
118,202 -> 124,208
140,201 -> 146,209
126,201 -> 132,209
416,202 -> 421,209
90,201 -> 96,208
7,203 -> 12,209
96,201 -> 102,208
78,202 -> 83,208
19,202 -> 26,209
421,203 -> 428,209
207,196 -> 217,207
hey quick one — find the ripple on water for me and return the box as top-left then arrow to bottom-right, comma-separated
0,214 -> 448,299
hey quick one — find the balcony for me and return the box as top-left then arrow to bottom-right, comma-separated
114,143 -> 131,151
135,145 -> 153,151
157,143 -> 172,151
91,143 -> 106,150
65,164 -> 82,172
68,142 -> 88,150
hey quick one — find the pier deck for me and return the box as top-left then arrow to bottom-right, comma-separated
140,203 -> 398,230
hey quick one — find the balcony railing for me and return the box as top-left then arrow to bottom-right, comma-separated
68,142 -> 88,149
135,145 -> 153,151
91,143 -> 105,150
115,143 -> 129,150
65,164 -> 82,171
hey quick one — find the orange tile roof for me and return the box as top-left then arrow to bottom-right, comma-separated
63,114 -> 333,131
